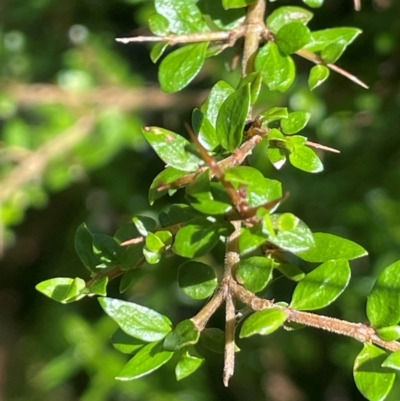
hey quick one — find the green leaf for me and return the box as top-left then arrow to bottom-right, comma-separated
87,276 -> 108,296
99,297 -> 172,342
173,218 -> 233,258
238,72 -> 263,105
178,261 -> 218,300
281,111 -> 311,134
163,320 -> 200,351
308,65 -> 330,90
150,42 -> 169,63
275,22 -> 311,54
239,225 -> 268,255
143,126 -> 203,172
269,214 -> 315,253
289,145 -> 323,173
116,341 -> 174,380
119,269 -> 138,294
111,328 -> 146,354
216,84 -> 251,152
236,256 -> 273,293
74,223 -> 100,271
382,350 -> 400,371
275,263 -> 305,282
305,27 -> 362,53
158,43 -> 208,93
261,107 -> 289,124
148,12 -> 169,35
366,260 -> 400,328
176,352 -> 204,381
255,42 -> 295,92
222,0 -> 256,9
155,0 -> 209,34
198,0 -> 245,30
132,215 -> 157,236
296,232 -> 368,262
145,232 -> 165,253
290,259 -> 351,311
302,0 -> 323,7
267,147 -> 286,170
240,308 -> 288,338
376,326 -> 400,342
267,6 -> 314,33
354,343 -> 395,401
200,328 -> 225,353
149,167 -> 189,204
321,40 -> 347,63
192,108 -> 219,151
36,277 -> 86,304
92,234 -> 122,268
201,80 -> 234,128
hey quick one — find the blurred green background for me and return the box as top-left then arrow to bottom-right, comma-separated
2,0 -> 400,400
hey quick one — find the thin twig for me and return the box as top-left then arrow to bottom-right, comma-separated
306,140 -> 340,154
354,0 -> 361,11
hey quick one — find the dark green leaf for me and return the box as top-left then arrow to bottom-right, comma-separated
178,261 -> 218,299
116,341 -> 173,380
216,84 -> 251,152
158,43 -> 208,93
269,214 -> 314,253
302,0 -> 323,7
354,343 -> 395,401
163,320 -> 200,351
267,6 -> 313,33
74,223 -> 100,271
173,218 -> 233,258
155,0 -> 209,34
236,256 -> 273,292
290,259 -> 350,311
275,22 -> 311,54
289,145 -> 323,173
376,326 -> 400,342
255,42 -> 295,92
111,328 -> 146,354
222,0 -> 256,9
367,260 -> 400,328
200,328 -> 225,353
238,72 -> 263,105
296,232 -> 368,262
132,215 -> 157,236
92,234 -> 122,268
305,27 -> 362,53
36,277 -> 86,304
119,269 -> 138,294
321,40 -> 347,63
149,167 -> 189,204
240,308 -> 288,338
192,108 -> 219,151
143,126 -> 203,172
281,111 -> 311,134
382,350 -> 400,371
99,297 -> 172,342
176,352 -> 204,381
308,65 -> 330,90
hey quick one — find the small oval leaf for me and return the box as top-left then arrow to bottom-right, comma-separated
163,319 -> 200,351
240,308 -> 288,338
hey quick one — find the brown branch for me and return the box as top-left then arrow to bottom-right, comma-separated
354,0 -> 361,11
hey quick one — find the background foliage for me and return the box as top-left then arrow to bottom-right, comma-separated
2,0 -> 400,400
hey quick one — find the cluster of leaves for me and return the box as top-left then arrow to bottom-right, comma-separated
36,1 -> 400,400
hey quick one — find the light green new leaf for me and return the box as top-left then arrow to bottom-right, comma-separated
238,72 -> 263,105
296,232 -> 367,262
239,225 -> 268,255
192,108 -> 219,151
216,84 -> 251,152
275,22 -> 311,54
87,276 -> 108,297
255,42 -> 295,92
111,328 -> 146,354
289,145 -> 323,173
132,215 -> 157,236
150,42 -> 169,63
376,326 -> 400,342
240,308 -> 288,338
308,65 -> 330,90
261,107 -> 289,124
267,6 -> 313,33
281,111 -> 311,134
36,277 -> 86,304
236,257 -> 273,293
321,40 -> 347,63
148,12 -> 169,36
116,341 -> 174,380
176,352 -> 204,381
367,260 -> 400,328
163,320 -> 200,351
99,297 -> 172,342
290,259 -> 350,311
222,0 -> 256,9
305,27 -> 362,53
155,0 -> 209,34
159,42 -> 208,93
382,349 -> 400,371
143,126 -> 203,172
354,343 -> 395,401
302,0 -> 323,7
267,147 -> 286,170
275,263 -> 305,282
178,261 -> 217,300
